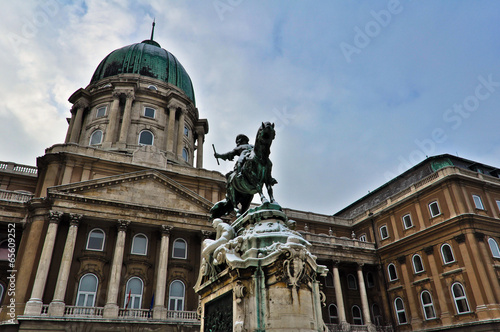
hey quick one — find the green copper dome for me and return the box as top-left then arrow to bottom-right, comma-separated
91,40 -> 195,104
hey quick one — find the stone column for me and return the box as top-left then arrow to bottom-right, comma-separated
24,211 -> 63,315
475,233 -> 500,302
118,91 -> 135,147
103,220 -> 129,318
153,225 -> 173,319
48,214 -> 82,316
69,101 -> 86,143
103,92 -> 121,147
196,132 -> 204,168
357,264 -> 374,331
176,110 -> 186,159
424,245 -> 452,325
167,107 -> 177,152
332,262 -> 347,326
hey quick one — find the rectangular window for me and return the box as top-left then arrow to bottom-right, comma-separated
96,106 -> 106,118
402,214 -> 413,229
429,201 -> 441,217
380,225 -> 389,240
144,107 -> 156,119
472,195 -> 484,210
496,200 -> 500,213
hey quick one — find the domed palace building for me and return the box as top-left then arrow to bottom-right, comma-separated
1,31 -> 500,332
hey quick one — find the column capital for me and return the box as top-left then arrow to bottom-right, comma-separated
112,91 -> 121,99
161,225 -> 173,236
117,220 -> 131,231
69,214 -> 83,226
357,263 -> 365,269
454,233 -> 466,244
423,245 -> 434,255
474,232 -> 485,241
72,99 -> 89,111
125,91 -> 135,100
48,211 -> 63,224
201,230 -> 214,240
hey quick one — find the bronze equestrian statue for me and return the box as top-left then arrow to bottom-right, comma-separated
211,122 -> 278,219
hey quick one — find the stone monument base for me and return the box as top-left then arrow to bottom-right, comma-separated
195,204 -> 328,332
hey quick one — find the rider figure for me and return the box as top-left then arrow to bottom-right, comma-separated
214,134 -> 253,174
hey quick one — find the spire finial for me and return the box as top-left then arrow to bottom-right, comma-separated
150,18 -> 156,41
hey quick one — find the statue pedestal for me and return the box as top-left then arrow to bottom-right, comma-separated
195,204 -> 328,332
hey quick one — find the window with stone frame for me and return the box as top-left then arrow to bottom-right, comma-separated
352,305 -> 363,325
412,254 -> 425,273
472,194 -> 484,210
451,282 -> 470,314
168,280 -> 185,311
402,213 -> 413,229
488,237 -> 500,258
172,238 -> 187,259
440,243 -> 455,264
86,228 -> 105,251
76,273 -> 98,307
387,263 -> 398,281
131,234 -> 148,255
394,298 -> 408,325
380,225 -> 389,240
429,201 -> 441,217
421,290 -> 436,320
124,277 -> 143,309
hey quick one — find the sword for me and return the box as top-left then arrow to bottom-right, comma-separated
212,144 -> 220,165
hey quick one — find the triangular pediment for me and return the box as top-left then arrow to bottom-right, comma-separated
48,170 -> 214,213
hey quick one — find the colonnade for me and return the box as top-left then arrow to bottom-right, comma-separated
331,262 -> 375,331
24,211 -> 177,319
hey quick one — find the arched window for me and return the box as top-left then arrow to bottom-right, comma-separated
172,238 -> 187,259
412,254 -> 424,273
86,229 -> 105,251
147,85 -> 157,90
131,234 -> 148,255
124,277 -> 143,309
90,130 -> 103,146
394,298 -> 407,325
138,130 -> 154,146
347,274 -> 357,290
387,263 -> 398,281
421,290 -> 436,320
182,148 -> 189,162
168,280 -> 185,311
352,305 -> 363,325
328,303 -> 338,324
488,238 -> 500,258
452,282 -> 470,314
366,272 -> 375,288
441,243 -> 455,264
76,274 -> 98,307
324,272 -> 334,288
0,240 -> 9,261
372,303 -> 382,326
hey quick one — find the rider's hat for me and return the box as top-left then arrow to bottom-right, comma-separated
235,134 -> 249,144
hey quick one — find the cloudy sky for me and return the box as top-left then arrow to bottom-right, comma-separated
1,1 -> 500,215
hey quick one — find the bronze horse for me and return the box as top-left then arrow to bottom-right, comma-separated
210,122 -> 278,219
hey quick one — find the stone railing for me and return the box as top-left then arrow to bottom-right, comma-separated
0,161 -> 37,175
301,232 -> 376,250
166,310 -> 199,321
118,308 -> 150,319
0,189 -> 33,203
64,306 -> 104,318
